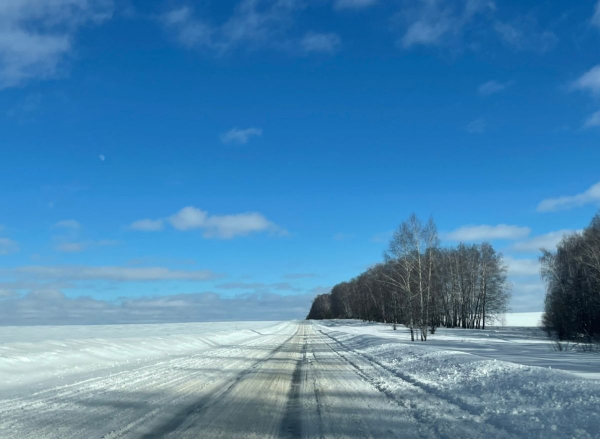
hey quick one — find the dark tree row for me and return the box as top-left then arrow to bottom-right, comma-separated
307,214 -> 511,341
540,213 -> 600,341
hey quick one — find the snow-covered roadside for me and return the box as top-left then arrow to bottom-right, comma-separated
316,319 -> 600,380
315,324 -> 600,439
0,321 -> 292,393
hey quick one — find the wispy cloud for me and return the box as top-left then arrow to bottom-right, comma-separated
396,0 -> 491,49
0,238 -> 19,256
54,240 -> 118,253
9,265 -> 220,282
308,285 -> 331,295
513,229 -> 581,252
334,0 -> 377,10
161,1 -> 303,54
300,31 -> 341,54
0,290 -> 313,324
52,219 -> 81,229
584,110 -> 600,128
493,19 -> 557,53
593,1 -> 600,28
466,118 -> 486,134
370,230 -> 394,244
5,93 -> 42,118
55,242 -> 86,253
0,0 -> 113,88
131,206 -> 285,239
537,181 -> 600,212
283,273 -> 317,279
129,219 -> 165,231
445,224 -> 531,242
333,232 -> 353,241
478,80 -> 512,96
510,281 -> 546,312
505,256 -> 540,277
572,65 -> 600,96
220,127 -> 262,144
216,281 -> 300,292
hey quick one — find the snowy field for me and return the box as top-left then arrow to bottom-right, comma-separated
499,311 -> 542,327
0,319 -> 598,438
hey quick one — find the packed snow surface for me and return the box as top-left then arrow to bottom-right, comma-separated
0,320 -> 598,438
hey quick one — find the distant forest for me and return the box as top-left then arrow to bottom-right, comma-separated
307,214 -> 510,341
308,212 -> 600,344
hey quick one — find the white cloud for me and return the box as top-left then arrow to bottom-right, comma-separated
161,7 -> 213,48
510,281 -> 546,312
593,1 -> 600,28
203,212 -> 282,239
572,65 -> 600,96
334,0 -> 377,9
466,118 -> 486,134
300,31 -> 341,54
55,242 -> 85,253
53,240 -> 118,253
161,1 -> 302,54
493,19 -> 557,53
445,224 -> 531,242
0,238 -> 19,255
371,230 -> 394,243
220,127 -> 262,144
129,218 -> 164,231
52,219 -> 81,229
333,232 -> 353,241
0,288 -> 17,298
216,281 -> 300,292
398,0 -> 490,48
584,110 -> 600,128
283,273 -> 317,279
10,265 -> 220,282
308,285 -> 332,295
168,206 -> 208,231
513,229 -> 581,252
0,0 -> 113,88
537,181 -> 600,212
167,206 -> 284,239
505,256 -> 540,277
0,290 -> 314,324
478,80 -> 512,96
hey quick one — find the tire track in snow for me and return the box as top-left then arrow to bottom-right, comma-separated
0,331 -> 298,439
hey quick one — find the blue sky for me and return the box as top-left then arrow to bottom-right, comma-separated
1,0 -> 600,324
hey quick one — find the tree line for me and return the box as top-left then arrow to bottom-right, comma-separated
540,213 -> 600,342
307,214 -> 511,341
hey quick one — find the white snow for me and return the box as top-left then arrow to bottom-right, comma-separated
315,321 -> 600,438
0,321 -> 292,393
315,319 -> 600,380
497,311 -> 543,327
0,320 -> 598,438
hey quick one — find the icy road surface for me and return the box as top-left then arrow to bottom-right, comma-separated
0,321 -> 598,438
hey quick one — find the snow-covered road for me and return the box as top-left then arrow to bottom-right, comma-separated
0,321 -> 598,438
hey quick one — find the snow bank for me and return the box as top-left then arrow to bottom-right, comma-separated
316,319 -> 600,380
0,321 -> 293,392
319,327 -> 600,439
